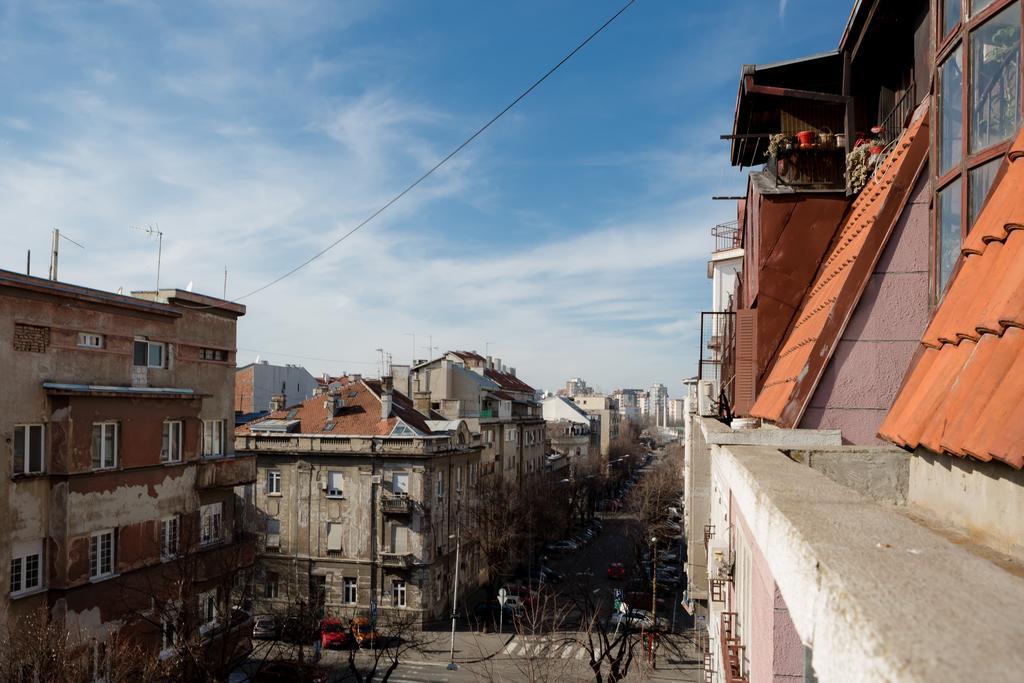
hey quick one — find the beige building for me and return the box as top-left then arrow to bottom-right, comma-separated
236,376 -> 483,628
1,270 -> 252,656
572,394 -> 620,460
410,351 -> 546,483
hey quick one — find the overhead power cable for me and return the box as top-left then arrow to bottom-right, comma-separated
234,0 -> 638,302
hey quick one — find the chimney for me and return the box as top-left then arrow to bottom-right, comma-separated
381,376 -> 394,420
414,391 -> 432,416
486,355 -> 493,370
323,393 -> 343,416
509,367 -> 516,377
314,383 -> 328,396
494,358 -> 502,373
269,394 -> 286,411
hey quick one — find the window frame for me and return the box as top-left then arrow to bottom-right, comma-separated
202,419 -> 225,458
90,529 -> 117,581
13,423 -> 46,475
267,469 -> 282,495
91,422 -> 119,470
200,502 -> 223,547
934,0 -> 1023,302
265,572 -> 280,599
326,471 -> 343,498
160,515 -> 180,561
343,577 -> 358,604
10,541 -> 44,597
133,338 -> 167,369
392,579 -> 407,608
161,420 -> 183,464
77,332 -> 104,349
198,588 -> 218,633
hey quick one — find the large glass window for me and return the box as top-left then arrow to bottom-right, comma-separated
947,0 -> 964,35
973,0 -> 998,14
940,47 -> 965,174
939,179 -> 964,293
970,3 -> 1021,152
968,157 -> 1002,224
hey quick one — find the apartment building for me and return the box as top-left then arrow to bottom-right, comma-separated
685,1 -> 1024,680
236,376 -> 483,628
572,394 -> 620,460
1,270 -> 253,657
410,351 -> 545,482
542,395 -> 600,471
611,388 -> 642,421
234,361 -> 318,415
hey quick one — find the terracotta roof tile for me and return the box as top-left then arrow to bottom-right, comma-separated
879,126 -> 1024,469
483,368 -> 536,395
750,107 -> 930,425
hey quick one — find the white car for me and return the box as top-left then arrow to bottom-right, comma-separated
609,608 -> 666,631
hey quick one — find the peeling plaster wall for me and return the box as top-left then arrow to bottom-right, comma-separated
802,171 -> 930,444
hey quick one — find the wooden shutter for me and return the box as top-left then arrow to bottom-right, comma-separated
734,309 -> 758,416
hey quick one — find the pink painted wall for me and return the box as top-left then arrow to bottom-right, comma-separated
732,499 -> 804,682
801,169 -> 931,444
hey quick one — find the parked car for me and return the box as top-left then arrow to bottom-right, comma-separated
609,608 -> 667,631
252,614 -> 278,640
251,660 -> 328,683
319,618 -> 351,649
607,562 -> 626,580
350,616 -> 379,648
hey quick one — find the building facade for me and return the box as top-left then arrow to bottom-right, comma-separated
237,376 -> 483,628
1,270 -> 253,658
235,361 -> 318,415
542,395 -> 599,471
572,395 -> 620,459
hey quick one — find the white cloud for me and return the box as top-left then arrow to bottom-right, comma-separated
779,0 -> 790,19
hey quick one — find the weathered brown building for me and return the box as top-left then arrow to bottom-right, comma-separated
236,376 -> 483,628
1,270 -> 253,659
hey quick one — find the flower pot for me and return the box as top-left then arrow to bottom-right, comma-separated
835,133 -> 847,148
796,130 -> 816,146
869,145 -> 883,155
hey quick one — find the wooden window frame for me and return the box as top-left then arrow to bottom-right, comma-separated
933,0 -> 1023,303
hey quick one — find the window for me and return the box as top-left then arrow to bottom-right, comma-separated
160,609 -> 177,653
436,471 -> 444,499
133,339 -> 166,368
160,516 -> 179,561
13,424 -> 45,475
267,469 -> 282,495
91,422 -> 118,470
392,473 -> 409,495
343,577 -> 357,604
265,572 -> 280,599
326,471 -> 343,498
200,503 -> 223,546
90,529 -> 116,580
199,348 -> 227,361
266,518 -> 281,550
935,1 -> 1023,300
161,421 -> 183,463
199,589 -> 217,631
77,332 -> 104,348
392,580 -> 406,607
202,420 -> 224,457
455,467 -> 462,494
326,522 -> 343,553
10,540 -> 43,596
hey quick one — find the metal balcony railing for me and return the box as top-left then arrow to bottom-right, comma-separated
876,83 -> 916,148
768,147 -> 846,190
379,552 -> 413,569
381,495 -> 413,515
712,220 -> 741,252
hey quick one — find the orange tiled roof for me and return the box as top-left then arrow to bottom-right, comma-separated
879,128 -> 1024,469
236,379 -> 445,437
751,106 -> 930,425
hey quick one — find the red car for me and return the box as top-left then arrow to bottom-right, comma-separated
320,618 -> 351,649
607,563 -> 626,580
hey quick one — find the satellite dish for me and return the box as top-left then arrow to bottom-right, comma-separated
185,281 -> 194,292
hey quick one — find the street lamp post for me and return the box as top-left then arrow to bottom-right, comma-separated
650,535 -> 658,669
448,516 -> 462,671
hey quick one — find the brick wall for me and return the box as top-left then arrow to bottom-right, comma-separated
235,366 -> 254,413
13,323 -> 50,352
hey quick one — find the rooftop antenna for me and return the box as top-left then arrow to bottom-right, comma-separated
130,223 -> 163,289
485,341 -> 494,356
48,228 -> 85,281
403,333 -> 416,365
223,266 -> 228,299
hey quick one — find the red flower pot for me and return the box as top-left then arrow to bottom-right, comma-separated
796,130 -> 816,146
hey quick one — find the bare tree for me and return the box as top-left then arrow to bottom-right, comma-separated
344,609 -> 441,683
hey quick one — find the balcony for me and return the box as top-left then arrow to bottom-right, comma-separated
379,552 -> 413,569
196,454 -> 256,489
712,220 -> 741,253
381,495 -> 413,515
767,146 -> 845,191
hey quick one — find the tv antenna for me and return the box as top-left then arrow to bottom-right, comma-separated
48,228 -> 85,281
130,223 -> 164,289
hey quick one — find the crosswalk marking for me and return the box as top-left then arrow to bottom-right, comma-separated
502,638 -> 602,660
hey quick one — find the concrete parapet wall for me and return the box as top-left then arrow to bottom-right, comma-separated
716,444 -> 1024,682
791,447 -> 910,505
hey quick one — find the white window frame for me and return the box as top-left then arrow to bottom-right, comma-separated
392,579 -> 407,608
13,424 -> 45,475
77,332 -> 104,348
265,517 -> 281,550
161,421 -> 183,464
9,540 -> 44,597
267,469 -> 282,495
392,472 -> 409,495
202,420 -> 225,457
90,529 -> 116,581
133,338 -> 166,368
91,422 -> 118,470
198,589 -> 218,634
159,605 -> 178,656
265,572 -> 280,599
160,515 -> 180,561
326,471 -> 343,498
343,577 -> 358,604
200,503 -> 223,546
436,471 -> 444,499
455,467 -> 462,494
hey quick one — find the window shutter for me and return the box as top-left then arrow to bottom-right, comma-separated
734,308 -> 758,415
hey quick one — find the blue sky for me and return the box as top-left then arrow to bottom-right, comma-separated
0,0 -> 852,395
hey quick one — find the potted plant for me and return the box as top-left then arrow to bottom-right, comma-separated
767,133 -> 791,158
846,144 -> 873,194
796,130 -> 816,147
